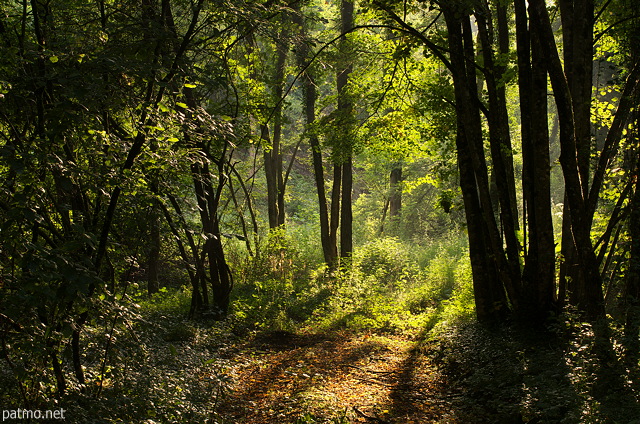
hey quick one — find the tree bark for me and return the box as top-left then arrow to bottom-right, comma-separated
293,5 -> 335,265
337,0 -> 354,260
265,26 -> 288,228
476,10 -> 521,293
444,8 -> 509,322
340,157 -> 353,258
329,164 -> 341,266
389,164 -> 402,218
624,112 -> 640,365
515,0 -> 556,319
529,0 -> 605,318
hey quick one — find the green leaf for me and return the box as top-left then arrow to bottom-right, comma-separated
49,55 -> 59,63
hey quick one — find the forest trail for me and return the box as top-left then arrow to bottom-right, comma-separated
216,331 -> 457,423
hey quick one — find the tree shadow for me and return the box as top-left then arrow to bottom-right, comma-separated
588,319 -> 640,423
218,330 -> 401,423
388,322 -> 587,423
216,319 -> 640,423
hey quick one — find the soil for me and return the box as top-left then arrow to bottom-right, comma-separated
215,330 -> 458,423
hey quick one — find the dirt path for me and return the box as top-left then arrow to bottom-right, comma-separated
216,331 -> 457,423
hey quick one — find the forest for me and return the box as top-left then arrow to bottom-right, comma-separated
0,0 -> 639,422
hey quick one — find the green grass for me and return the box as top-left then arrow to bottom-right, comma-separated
225,230 -> 475,336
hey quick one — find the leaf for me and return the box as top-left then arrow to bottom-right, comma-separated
49,55 -> 59,63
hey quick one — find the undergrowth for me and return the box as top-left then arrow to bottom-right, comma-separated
0,226 -> 477,423
226,229 -> 475,336
3,225 -> 637,423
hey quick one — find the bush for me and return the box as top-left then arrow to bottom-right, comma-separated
228,226 -> 328,331
302,234 -> 474,334
355,237 -> 416,287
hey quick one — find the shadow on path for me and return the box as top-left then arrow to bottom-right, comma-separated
387,320 -> 640,424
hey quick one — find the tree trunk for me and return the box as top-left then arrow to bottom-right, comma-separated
148,149 -> 161,296
329,164 -> 341,266
293,5 -> 335,265
389,164 -> 402,218
560,0 -> 593,200
529,0 -> 605,319
190,158 -> 232,317
340,157 -> 353,258
262,124 -> 279,228
476,10 -> 521,293
624,113 -> 640,365
515,0 -> 556,319
623,4 -> 640,366
262,22 -> 288,229
337,0 -> 354,260
444,8 -> 509,322
186,82 -> 233,317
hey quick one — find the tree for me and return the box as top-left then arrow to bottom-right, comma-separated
292,1 -> 337,264
529,0 -> 640,318
261,16 -> 289,229
371,0 -> 640,322
514,0 -> 556,318
0,0 -> 265,398
337,0 -> 355,260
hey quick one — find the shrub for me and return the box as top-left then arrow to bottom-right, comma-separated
355,237 -> 417,287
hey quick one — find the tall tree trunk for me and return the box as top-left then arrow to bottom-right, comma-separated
337,0 -> 354,260
262,124 -> 279,228
190,159 -> 232,317
340,157 -> 353,258
293,5 -> 335,265
560,0 -> 594,200
529,0 -> 605,319
389,164 -> 402,218
476,9 -> 521,294
329,164 -> 341,266
557,0 -> 596,311
148,135 -> 161,296
186,83 -> 233,317
529,17 -> 557,315
147,205 -> 161,295
515,0 -> 556,319
444,8 -> 509,322
624,140 -> 640,363
623,14 -> 640,364
264,26 -> 288,228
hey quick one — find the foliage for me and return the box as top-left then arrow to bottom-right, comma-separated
1,0 -> 639,420
304,234 -> 473,334
228,226 -> 325,331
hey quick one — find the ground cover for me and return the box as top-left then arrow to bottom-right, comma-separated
5,295 -> 640,423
